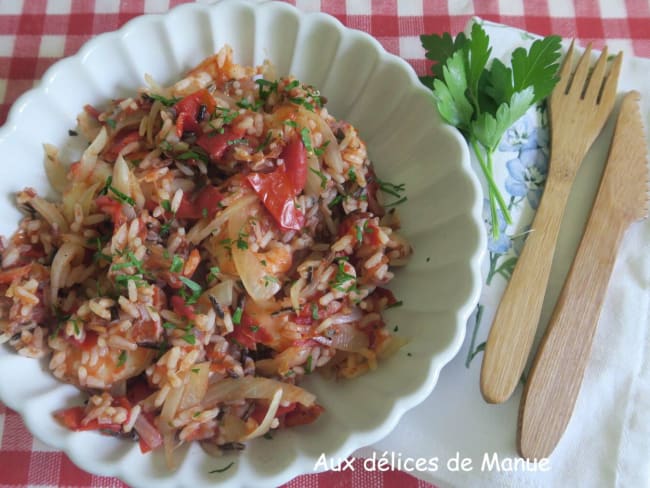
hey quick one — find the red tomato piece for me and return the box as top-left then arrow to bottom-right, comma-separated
194,185 -> 225,219
246,170 -> 304,231
54,406 -> 121,432
284,404 -> 325,427
95,195 -> 127,228
173,89 -> 216,136
227,312 -> 273,350
196,128 -> 247,163
171,295 -> 196,320
250,401 -> 297,425
281,137 -> 307,194
175,185 -> 225,220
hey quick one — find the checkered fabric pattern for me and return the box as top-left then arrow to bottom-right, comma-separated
0,0 -> 648,486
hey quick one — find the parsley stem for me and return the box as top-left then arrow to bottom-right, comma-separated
470,138 -> 511,237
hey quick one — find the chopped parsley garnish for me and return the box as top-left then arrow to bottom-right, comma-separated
219,238 -> 233,251
407,352 -> 413,357
356,224 -> 365,244
160,220 -> 173,237
144,93 -> 181,107
177,150 -> 209,163
330,259 -> 357,292
263,432 -> 273,439
309,167 -> 327,189
313,140 -> 330,157
311,303 -> 319,320
384,196 -> 408,207
50,308 -> 71,339
68,129 -> 78,136
179,277 -> 203,304
227,137 -> 249,146
159,140 -> 173,153
106,118 -> 117,129
92,236 -> 112,264
182,330 -> 196,345
263,275 -> 278,287
111,250 -> 144,274
393,325 -> 399,332
215,105 -> 239,121
300,127 -> 313,153
250,325 -> 259,332
72,319 -> 80,336
255,78 -> 278,101
377,179 -> 406,199
193,411 -> 201,417
191,368 -> 200,373
161,200 -> 172,212
255,131 -> 273,152
169,255 -> 183,273
284,79 -> 300,91
207,266 -> 220,281
209,461 -> 235,474
386,300 -> 403,309
235,230 -> 249,250
328,194 -> 343,208
236,98 -> 263,111
260,259 -> 267,267
232,307 -> 243,325
100,176 -> 135,206
117,350 -> 127,367
305,354 -> 313,374
162,322 -> 176,330
348,167 -> 357,182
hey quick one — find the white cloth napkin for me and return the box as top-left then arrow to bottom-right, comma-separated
356,19 -> 650,488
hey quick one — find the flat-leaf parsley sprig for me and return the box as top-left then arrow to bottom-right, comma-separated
420,23 -> 562,236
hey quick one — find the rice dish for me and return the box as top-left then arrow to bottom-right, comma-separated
0,46 -> 411,464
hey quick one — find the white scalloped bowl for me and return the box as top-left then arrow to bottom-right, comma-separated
0,1 -> 484,486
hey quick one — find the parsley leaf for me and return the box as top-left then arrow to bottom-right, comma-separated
420,22 -> 561,236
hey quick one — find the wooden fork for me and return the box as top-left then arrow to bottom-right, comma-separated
480,43 -> 623,404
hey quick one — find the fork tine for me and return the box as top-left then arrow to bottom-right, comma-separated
556,40 -> 575,93
582,46 -> 609,101
598,51 -> 623,106
567,43 -> 593,95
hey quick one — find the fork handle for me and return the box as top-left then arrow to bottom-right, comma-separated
517,193 -> 629,458
480,174 -> 573,404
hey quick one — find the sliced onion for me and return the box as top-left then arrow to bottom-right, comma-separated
160,382 -> 184,425
377,335 -> 409,360
29,195 -> 68,233
179,362 -> 209,411
329,323 -> 369,352
228,202 -> 280,303
187,193 -> 257,244
203,279 -> 234,308
255,346 -> 312,376
50,242 -> 84,304
76,126 -> 108,181
204,376 -> 315,407
315,307 -> 363,333
134,413 -> 162,451
113,155 -> 145,209
244,389 -> 282,440
304,153 -> 324,196
43,144 -> 69,194
297,107 -> 344,173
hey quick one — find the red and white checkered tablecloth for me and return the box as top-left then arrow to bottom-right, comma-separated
0,1 -> 648,487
